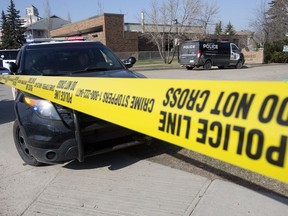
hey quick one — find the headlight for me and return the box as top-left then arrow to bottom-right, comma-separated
24,96 -> 61,120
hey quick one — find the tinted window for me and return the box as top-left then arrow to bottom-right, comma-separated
0,50 -> 19,60
232,44 -> 240,53
180,42 -> 198,55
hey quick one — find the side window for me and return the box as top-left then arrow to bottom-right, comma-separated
10,51 -> 19,59
231,44 -> 240,54
100,50 -> 113,64
97,47 -> 123,69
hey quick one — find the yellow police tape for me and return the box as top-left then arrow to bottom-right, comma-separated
1,75 -> 288,183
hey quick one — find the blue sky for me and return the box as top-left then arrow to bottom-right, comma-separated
1,0 -> 265,31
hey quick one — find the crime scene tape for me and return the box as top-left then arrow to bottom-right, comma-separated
0,74 -> 288,183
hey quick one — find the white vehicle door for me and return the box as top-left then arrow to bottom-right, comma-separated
230,44 -> 240,64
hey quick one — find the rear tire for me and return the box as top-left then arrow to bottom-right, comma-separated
13,120 -> 43,166
203,60 -> 212,70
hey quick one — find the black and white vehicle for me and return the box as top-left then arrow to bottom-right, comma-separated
8,37 -> 149,166
0,49 -> 19,69
179,41 -> 245,70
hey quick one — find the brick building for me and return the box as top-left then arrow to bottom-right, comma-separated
50,13 -> 139,53
50,13 -> 205,53
50,13 -> 254,58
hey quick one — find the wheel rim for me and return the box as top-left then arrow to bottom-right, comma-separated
17,128 -> 33,159
237,61 -> 243,68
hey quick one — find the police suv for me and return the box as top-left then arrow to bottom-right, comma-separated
8,37 -> 149,166
179,41 -> 245,70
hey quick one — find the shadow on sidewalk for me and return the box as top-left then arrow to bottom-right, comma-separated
0,99 -> 15,124
64,150 -> 144,172
62,134 -> 288,206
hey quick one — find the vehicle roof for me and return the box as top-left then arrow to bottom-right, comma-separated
182,40 -> 231,44
0,49 -> 20,52
24,40 -> 103,49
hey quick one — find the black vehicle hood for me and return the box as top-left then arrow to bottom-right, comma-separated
68,69 -> 146,78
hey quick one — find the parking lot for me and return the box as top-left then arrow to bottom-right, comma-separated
136,63 -> 288,81
1,64 -> 288,215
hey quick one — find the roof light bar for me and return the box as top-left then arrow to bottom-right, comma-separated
26,36 -> 88,43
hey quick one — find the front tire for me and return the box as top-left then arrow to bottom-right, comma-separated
235,60 -> 243,69
13,120 -> 43,166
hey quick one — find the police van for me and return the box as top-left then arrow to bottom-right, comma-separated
0,49 -> 19,69
179,41 -> 245,70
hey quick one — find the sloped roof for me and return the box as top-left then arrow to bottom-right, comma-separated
26,16 -> 70,31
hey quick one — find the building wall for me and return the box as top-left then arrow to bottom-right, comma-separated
50,13 -> 252,54
50,14 -> 138,52
103,14 -> 138,52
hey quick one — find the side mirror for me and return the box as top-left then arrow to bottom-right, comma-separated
8,62 -> 18,74
123,57 -> 136,68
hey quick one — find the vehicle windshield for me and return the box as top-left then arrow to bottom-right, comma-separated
22,43 -> 124,75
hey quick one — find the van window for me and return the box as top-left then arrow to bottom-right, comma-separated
231,44 -> 240,54
180,42 -> 198,55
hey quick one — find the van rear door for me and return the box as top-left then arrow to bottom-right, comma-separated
179,41 -> 199,66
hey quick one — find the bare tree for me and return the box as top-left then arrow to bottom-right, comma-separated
266,0 -> 288,42
67,11 -> 72,23
44,0 -> 52,37
97,0 -> 104,15
143,0 -> 201,64
198,0 -> 219,34
249,0 -> 269,47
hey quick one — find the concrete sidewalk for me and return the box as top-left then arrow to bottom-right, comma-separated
1,147 -> 288,216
